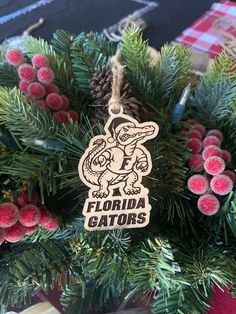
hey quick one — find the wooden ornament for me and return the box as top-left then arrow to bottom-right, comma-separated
78,108 -> 159,231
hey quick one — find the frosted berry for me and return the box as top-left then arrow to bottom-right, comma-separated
32,53 -> 49,69
204,156 -> 225,175
19,204 -> 41,227
44,218 -> 59,231
46,93 -> 63,111
0,228 -> 5,245
188,154 -> 204,172
206,130 -> 223,142
203,136 -> 221,148
27,82 -> 46,100
38,205 -> 52,226
36,100 -> 47,108
68,110 -> 79,122
5,222 -> 25,243
187,175 -> 209,195
37,67 -> 54,85
0,203 -> 19,228
6,48 -> 24,66
18,64 -> 36,82
197,194 -> 220,216
61,95 -> 70,110
17,191 -> 39,207
202,145 -> 222,160
186,129 -> 202,140
185,119 -> 199,125
46,83 -> 59,94
210,174 -> 233,196
223,170 -> 236,184
221,150 -> 231,164
54,110 -> 69,123
25,225 -> 38,235
186,138 -> 202,154
19,80 -> 29,93
193,124 -> 206,136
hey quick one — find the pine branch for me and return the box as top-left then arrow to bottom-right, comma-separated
121,27 -> 191,114
0,88 -> 58,139
51,29 -> 73,56
0,62 -> 18,88
152,286 -> 210,314
22,218 -> 84,242
70,32 -> 115,94
127,238 -> 181,301
0,240 -> 75,311
190,53 -> 236,126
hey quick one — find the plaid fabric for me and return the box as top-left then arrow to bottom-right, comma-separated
175,0 -> 236,57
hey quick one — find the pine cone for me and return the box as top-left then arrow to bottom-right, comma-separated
90,65 -> 147,122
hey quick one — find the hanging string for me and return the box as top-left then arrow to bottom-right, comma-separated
108,50 -> 125,114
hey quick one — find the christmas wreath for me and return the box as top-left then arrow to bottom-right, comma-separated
0,27 -> 235,313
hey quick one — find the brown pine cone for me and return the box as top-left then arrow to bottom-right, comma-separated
90,65 -> 147,122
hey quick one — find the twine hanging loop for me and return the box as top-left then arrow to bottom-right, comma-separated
108,50 -> 125,114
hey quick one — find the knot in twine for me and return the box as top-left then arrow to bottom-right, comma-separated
108,50 -> 125,114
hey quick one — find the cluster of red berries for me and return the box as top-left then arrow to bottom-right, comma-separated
5,48 -> 78,124
182,119 -> 235,216
0,191 -> 59,244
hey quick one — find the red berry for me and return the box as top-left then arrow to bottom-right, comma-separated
18,64 -> 36,82
46,93 -> 63,111
204,156 -> 225,175
19,80 -> 29,93
17,191 -> 39,207
0,228 -> 5,245
44,218 -> 59,231
19,204 -> 41,227
36,99 -> 47,108
54,110 -> 69,123
46,84 -> 59,94
186,129 -> 202,140
37,67 -> 54,85
67,110 -> 79,122
27,82 -> 46,100
206,130 -> 223,142
193,124 -> 206,136
197,194 -> 220,216
61,95 -> 70,110
223,171 -> 236,184
187,175 -> 209,195
0,203 -> 19,228
5,222 -> 25,243
210,174 -> 233,196
221,150 -> 231,163
203,136 -> 221,148
38,205 -> 52,226
25,225 -> 38,235
32,54 -> 49,69
6,48 -> 24,66
185,119 -> 199,125
187,138 -> 202,154
202,145 -> 222,160
188,154 -> 204,172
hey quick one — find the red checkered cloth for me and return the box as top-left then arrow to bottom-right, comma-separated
175,0 -> 236,57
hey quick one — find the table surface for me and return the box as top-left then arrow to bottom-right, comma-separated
0,0 -> 215,48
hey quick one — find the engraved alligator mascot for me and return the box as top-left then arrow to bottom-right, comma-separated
79,116 -> 159,198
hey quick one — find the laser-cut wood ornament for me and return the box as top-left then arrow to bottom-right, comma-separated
78,51 -> 159,231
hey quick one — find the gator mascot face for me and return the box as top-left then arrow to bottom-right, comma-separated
79,114 -> 159,199
110,119 -> 156,146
